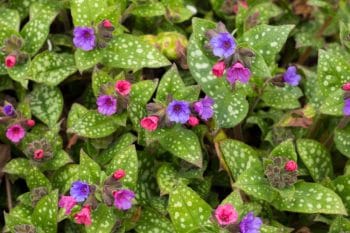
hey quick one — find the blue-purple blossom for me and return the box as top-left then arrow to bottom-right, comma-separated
283,66 -> 301,86
3,104 -> 15,116
70,181 -> 90,202
227,62 -> 251,85
167,100 -> 191,124
344,98 -> 350,116
239,212 -> 263,233
209,32 -> 236,58
193,96 -> 214,121
73,27 -> 96,51
113,189 -> 135,210
97,95 -> 117,116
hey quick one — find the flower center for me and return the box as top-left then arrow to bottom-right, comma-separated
105,98 -> 113,106
12,127 -> 20,134
173,104 -> 182,113
223,40 -> 231,49
83,32 -> 91,38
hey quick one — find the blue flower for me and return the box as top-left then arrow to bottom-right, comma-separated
70,181 -> 90,202
239,212 -> 263,233
209,32 -> 236,58
3,104 -> 15,116
283,66 -> 301,86
73,27 -> 96,51
167,100 -> 190,124
193,96 -> 214,121
344,98 -> 350,116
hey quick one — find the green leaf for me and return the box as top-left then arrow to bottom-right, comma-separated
296,139 -> 333,182
4,158 -> 31,177
245,2 -> 282,27
80,150 -> 101,185
241,24 -> 294,65
317,49 -> 350,99
261,85 -> 303,110
0,8 -> 20,31
67,103 -> 126,138
26,167 -> 52,190
52,164 -> 80,193
235,168 -> 278,203
157,163 -> 189,195
75,49 -> 103,72
320,89 -> 344,116
161,0 -> 194,23
20,3 -> 59,55
168,185 -> 212,233
105,145 -> 138,189
219,139 -> 262,179
29,51 -> 77,85
334,125 -> 350,158
135,207 -> 175,233
132,2 -> 166,17
158,126 -> 202,167
30,84 -> 63,127
103,34 -> 170,70
86,204 -> 116,233
222,191 -> 261,219
92,69 -> 113,97
274,182 -> 347,215
70,0 -> 108,26
340,21 -> 350,50
43,149 -> 72,171
96,133 -> 136,165
333,175 -> 350,210
188,18 -> 248,128
329,216 -> 350,233
270,139 -> 297,161
7,63 -> 29,88
32,190 -> 58,233
4,205 -> 33,232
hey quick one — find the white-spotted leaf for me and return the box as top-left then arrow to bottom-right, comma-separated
75,49 -> 103,72
135,207 -> 175,233
334,125 -> 350,158
132,2 -> 166,17
296,139 -> 333,182
320,89 -> 344,116
261,85 -> 303,109
329,216 -> 350,233
333,175 -> 350,211
30,84 -> 63,127
92,69 -> 113,97
157,163 -> 189,195
270,139 -> 297,161
86,204 -> 116,233
32,190 -> 58,233
0,8 -> 20,31
52,164 -> 80,193
79,150 -> 101,185
70,0 -> 107,26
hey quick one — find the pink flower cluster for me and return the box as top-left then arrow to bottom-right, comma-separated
212,61 -> 251,85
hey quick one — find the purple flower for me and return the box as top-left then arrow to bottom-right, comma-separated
167,100 -> 191,124
209,32 -> 236,58
73,27 -> 96,51
97,95 -> 117,116
239,212 -> 263,233
3,104 -> 15,116
193,96 -> 214,121
113,189 -> 135,210
70,181 -> 90,202
227,62 -> 251,85
283,66 -> 301,86
344,98 -> 350,116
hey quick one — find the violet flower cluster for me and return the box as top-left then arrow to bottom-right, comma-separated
214,203 -> 263,233
342,82 -> 350,116
140,96 -> 215,132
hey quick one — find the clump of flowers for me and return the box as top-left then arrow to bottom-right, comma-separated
206,22 -> 254,87
213,204 -> 263,232
25,139 -> 53,163
264,157 -> 298,189
342,82 -> 350,116
140,96 -> 215,132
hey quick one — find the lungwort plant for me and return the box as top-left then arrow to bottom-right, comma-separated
1,0 -> 350,233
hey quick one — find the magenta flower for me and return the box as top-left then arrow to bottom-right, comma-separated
167,100 -> 191,124
283,66 -> 301,86
58,195 -> 77,215
212,61 -> 226,77
6,124 -> 25,143
3,104 -> 15,116
209,33 -> 236,58
73,27 -> 96,51
140,115 -> 159,131
113,189 -> 135,210
193,96 -> 214,121
239,212 -> 263,233
74,205 -> 92,226
214,204 -> 238,225
344,98 -> 350,116
97,95 -> 117,116
285,160 -> 298,172
5,55 -> 16,68
70,181 -> 90,202
115,80 -> 132,96
227,62 -> 251,84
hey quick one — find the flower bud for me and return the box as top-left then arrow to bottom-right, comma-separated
113,169 -> 126,180
5,55 -> 16,68
342,82 -> 350,91
212,61 -> 226,77
102,19 -> 113,29
188,116 -> 199,126
33,149 -> 44,160
26,119 -> 36,127
285,160 -> 298,172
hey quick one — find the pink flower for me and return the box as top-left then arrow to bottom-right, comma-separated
233,0 -> 248,14
103,19 -> 113,28
6,124 -> 25,143
74,205 -> 92,226
33,149 -> 44,160
285,160 -> 298,172
140,116 -> 159,131
212,61 -> 226,77
113,169 -> 126,180
26,119 -> 35,127
342,82 -> 350,91
227,62 -> 251,85
215,204 -> 238,226
113,189 -> 135,210
188,116 -> 199,126
115,80 -> 131,96
58,196 -> 77,215
5,55 -> 16,68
